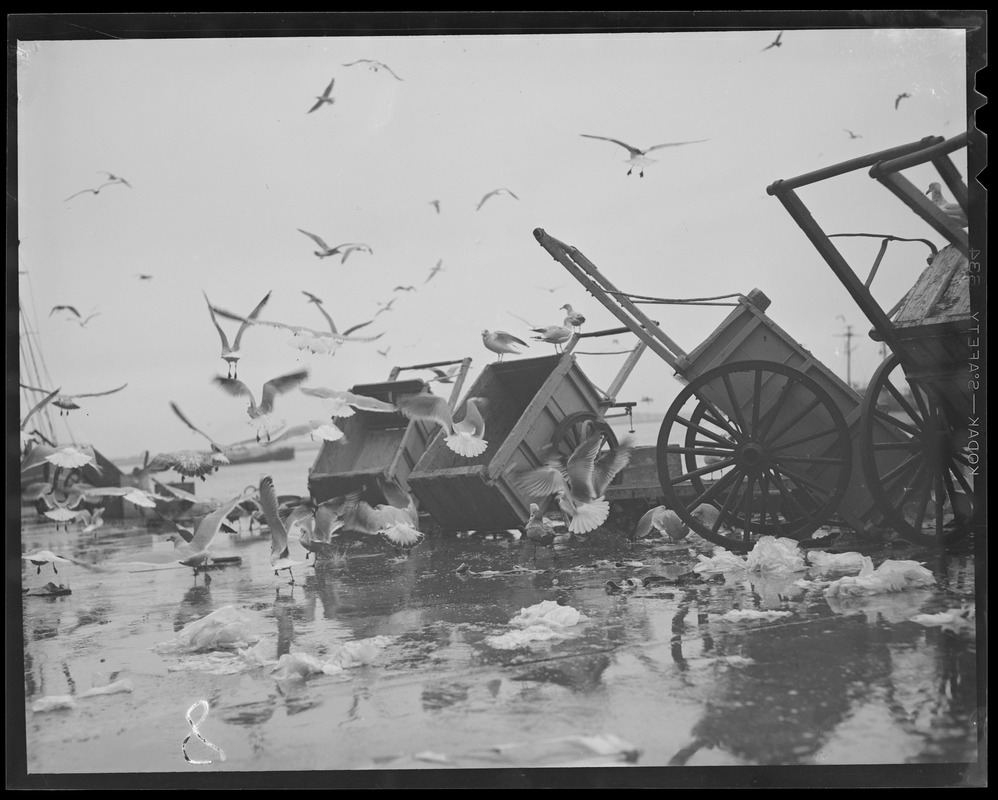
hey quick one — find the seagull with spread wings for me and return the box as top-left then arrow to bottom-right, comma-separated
580,134 -> 709,177
300,386 -> 397,417
168,401 -> 233,467
511,424 -> 633,534
482,330 -> 529,362
396,395 -> 490,458
424,259 -> 445,284
476,188 -> 519,211
301,290 -> 376,337
762,31 -> 783,51
20,382 -> 127,416
342,59 -> 404,81
210,304 -> 384,356
342,479 -> 424,555
259,476 -> 308,584
64,173 -> 131,202
297,229 -> 373,263
895,92 -> 911,110
213,368 -> 310,441
307,77 -> 336,113
204,290 -> 271,379
50,305 -> 101,327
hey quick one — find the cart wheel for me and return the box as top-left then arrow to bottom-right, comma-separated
860,353 -> 974,548
658,361 -> 852,551
550,411 -> 619,461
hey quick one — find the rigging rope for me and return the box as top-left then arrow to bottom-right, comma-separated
604,290 -> 743,306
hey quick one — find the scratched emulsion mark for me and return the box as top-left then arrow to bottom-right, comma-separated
183,700 -> 226,765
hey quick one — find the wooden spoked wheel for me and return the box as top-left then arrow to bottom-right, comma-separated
550,411 -> 618,462
860,353 -> 974,548
658,361 -> 852,551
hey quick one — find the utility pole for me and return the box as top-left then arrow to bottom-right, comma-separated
835,316 -> 858,389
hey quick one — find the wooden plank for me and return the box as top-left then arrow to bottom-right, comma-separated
894,246 -> 971,328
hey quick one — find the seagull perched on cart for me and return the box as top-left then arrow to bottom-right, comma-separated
396,395 -> 490,458
580,134 -> 709,177
482,330 -> 528,362
531,322 -> 575,353
925,182 -> 968,228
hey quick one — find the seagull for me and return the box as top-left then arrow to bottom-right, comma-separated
482,330 -> 529,362
168,402 -> 233,466
511,425 -> 633,534
20,382 -> 127,416
844,129 -> 862,139
99,171 -> 132,188
393,285 -> 417,293
213,369 -> 310,441
134,273 -> 154,280
299,387 -> 397,417
762,31 -> 783,51
560,304 -> 586,330
429,200 -> 441,214
259,476 -> 307,584
342,59 -> 404,81
64,176 -> 129,202
31,487 -> 85,531
21,444 -> 99,482
476,188 -> 519,211
296,494 -> 356,560
424,259 -> 445,284
530,323 -> 574,353
375,297 -> 397,316
49,306 -> 101,327
536,285 -> 563,294
123,493 -> 246,583
301,291 -> 375,337
524,503 -> 556,562
926,182 -> 968,228
144,450 -> 224,482
203,290 -> 272,379
22,551 -> 75,575
297,229 -> 373,263
580,134 -> 709,177
261,419 -> 345,446
343,479 -> 424,555
20,386 -> 60,457
428,366 -> 460,384
307,77 -> 336,113
895,92 -> 911,110
377,347 -> 391,357
396,395 -> 490,458
210,305 -> 384,356
633,506 -> 689,541
78,507 -> 105,537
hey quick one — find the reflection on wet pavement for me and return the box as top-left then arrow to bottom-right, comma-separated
18,513 -> 980,775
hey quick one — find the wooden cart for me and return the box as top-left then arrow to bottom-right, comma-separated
308,358 -> 471,507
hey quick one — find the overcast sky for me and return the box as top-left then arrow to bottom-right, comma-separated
15,17 -> 973,460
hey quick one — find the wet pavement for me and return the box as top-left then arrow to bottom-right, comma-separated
14,507 -> 983,786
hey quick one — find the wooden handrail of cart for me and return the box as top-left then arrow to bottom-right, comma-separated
764,133 -> 969,357
389,357 -> 472,411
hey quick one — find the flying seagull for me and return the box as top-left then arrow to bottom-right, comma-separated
99,171 -> 132,188
424,259 -> 445,284
481,330 -> 528,362
259,476 -> 308,584
511,424 -> 633,534
342,59 -> 404,80
580,134 -> 709,177
429,200 -> 441,214
210,305 -> 384,356
342,479 -> 424,555
64,173 -> 131,202
397,395 -> 490,459
20,382 -> 127,416
204,290 -> 272,379
261,419 -> 345,447
895,92 -> 911,110
301,291 -> 375,337
307,77 -> 336,113
762,31 -> 783,51
297,229 -> 373,262
49,306 -> 100,327
476,188 -> 519,211
844,129 -> 862,140
213,369 -> 310,441
300,386 -> 397,417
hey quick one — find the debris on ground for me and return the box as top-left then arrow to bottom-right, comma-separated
805,550 -> 870,572
31,695 -> 78,713
486,600 -> 589,649
156,605 -> 261,653
694,536 -> 807,575
823,559 -> 936,598
79,679 -> 134,698
911,606 -> 975,632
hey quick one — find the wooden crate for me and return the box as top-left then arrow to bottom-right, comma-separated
407,353 -> 607,531
308,378 -> 435,506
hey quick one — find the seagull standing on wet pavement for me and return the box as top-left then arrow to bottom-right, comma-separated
300,386 -> 397,417
531,323 -> 574,353
512,425 -> 633,534
482,330 -> 529,362
580,134 -> 709,177
259,476 -> 307,584
560,304 -> 585,331
213,369 -> 310,441
476,188 -> 519,211
204,290 -> 271,379
307,77 -> 336,113
397,395 -> 490,458
926,182 -> 968,228
297,229 -> 373,263
524,503 -> 557,562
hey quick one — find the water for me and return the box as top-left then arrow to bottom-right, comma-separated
17,489 -> 981,778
